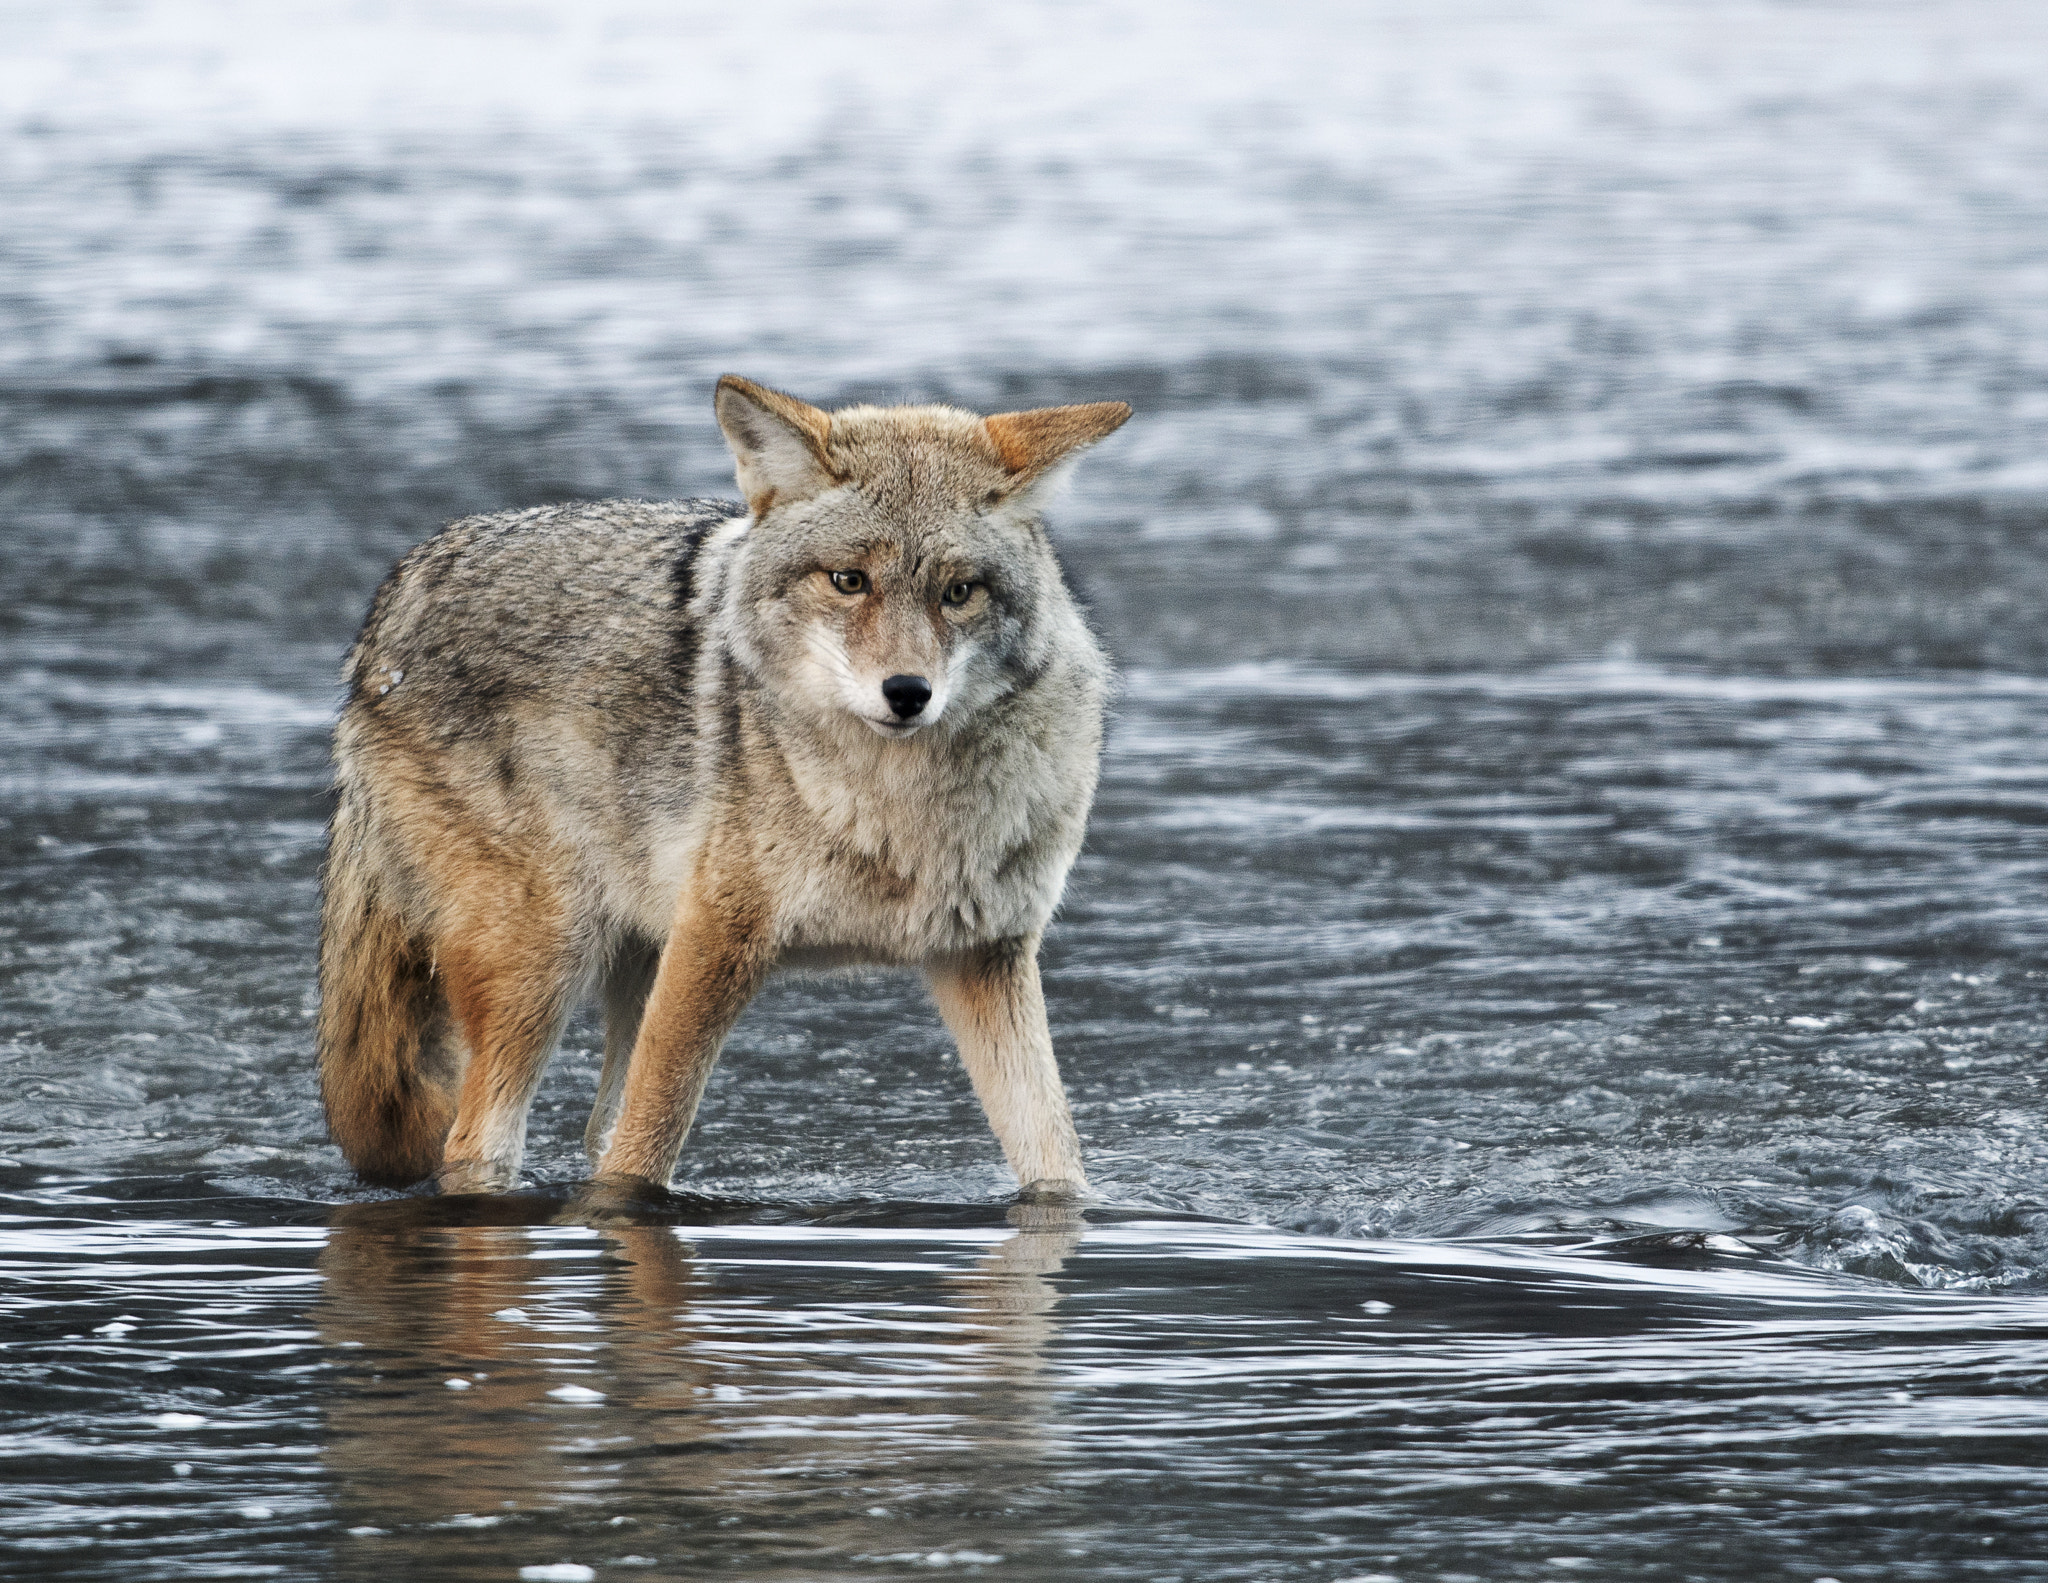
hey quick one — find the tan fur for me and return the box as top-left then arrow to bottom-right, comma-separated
597,853 -> 776,1185
315,840 -> 453,1186
924,936 -> 1082,1189
317,377 -> 1130,1196
714,374 -> 845,515
983,402 -> 1133,482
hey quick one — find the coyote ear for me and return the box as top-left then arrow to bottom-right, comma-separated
715,375 -> 845,515
982,401 -> 1132,493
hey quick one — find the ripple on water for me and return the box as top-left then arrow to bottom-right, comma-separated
5,662 -> 2048,1287
4,1185 -> 2047,1579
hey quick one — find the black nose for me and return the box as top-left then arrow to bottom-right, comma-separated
881,674 -> 932,719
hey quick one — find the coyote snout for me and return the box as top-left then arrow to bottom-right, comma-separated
317,375 -> 1132,1199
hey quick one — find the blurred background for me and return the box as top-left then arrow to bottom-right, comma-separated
12,0 -> 2048,680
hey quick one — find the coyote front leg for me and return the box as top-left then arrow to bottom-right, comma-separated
926,936 -> 1087,1193
595,874 -> 772,1189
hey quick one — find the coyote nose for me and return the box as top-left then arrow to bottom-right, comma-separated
881,674 -> 932,719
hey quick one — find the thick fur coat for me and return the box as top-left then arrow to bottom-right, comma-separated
317,377 -> 1129,1195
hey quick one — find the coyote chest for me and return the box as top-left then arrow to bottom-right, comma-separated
764,725 -> 1081,965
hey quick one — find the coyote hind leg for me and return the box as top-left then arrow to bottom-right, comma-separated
585,938 -> 660,1167
433,891 -> 583,1195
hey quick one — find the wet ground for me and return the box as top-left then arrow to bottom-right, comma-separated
6,2 -> 2048,1578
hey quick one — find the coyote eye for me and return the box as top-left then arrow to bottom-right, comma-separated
941,580 -> 977,607
828,569 -> 868,595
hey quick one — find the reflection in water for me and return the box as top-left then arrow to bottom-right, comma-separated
9,1181 -> 2048,1580
315,1199 -> 1080,1576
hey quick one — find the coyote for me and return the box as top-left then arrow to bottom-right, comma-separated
317,377 -> 1130,1196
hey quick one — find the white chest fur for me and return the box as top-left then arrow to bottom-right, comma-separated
769,714 -> 1088,963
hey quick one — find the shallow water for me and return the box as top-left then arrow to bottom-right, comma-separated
9,1185 -> 2048,1582
7,1 -> 2048,1577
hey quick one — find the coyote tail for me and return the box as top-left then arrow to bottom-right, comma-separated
316,798 -> 452,1186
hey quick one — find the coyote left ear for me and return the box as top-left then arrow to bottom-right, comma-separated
715,375 -> 847,515
982,401 -> 1133,492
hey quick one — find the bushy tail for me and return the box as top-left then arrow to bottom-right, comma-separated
317,806 -> 453,1187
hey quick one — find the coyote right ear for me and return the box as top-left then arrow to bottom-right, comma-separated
982,401 -> 1133,498
714,375 -> 847,516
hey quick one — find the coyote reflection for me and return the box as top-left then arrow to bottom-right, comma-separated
316,1199 -> 1080,1568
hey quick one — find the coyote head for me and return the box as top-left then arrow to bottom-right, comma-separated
713,375 -> 1130,740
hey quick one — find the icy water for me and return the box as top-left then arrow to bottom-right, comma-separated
7,1 -> 2048,1577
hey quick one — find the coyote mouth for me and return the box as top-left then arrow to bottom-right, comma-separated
864,715 -> 925,739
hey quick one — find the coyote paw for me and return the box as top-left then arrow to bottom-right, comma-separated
435,1157 -> 517,1195
1014,1176 -> 1089,1204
